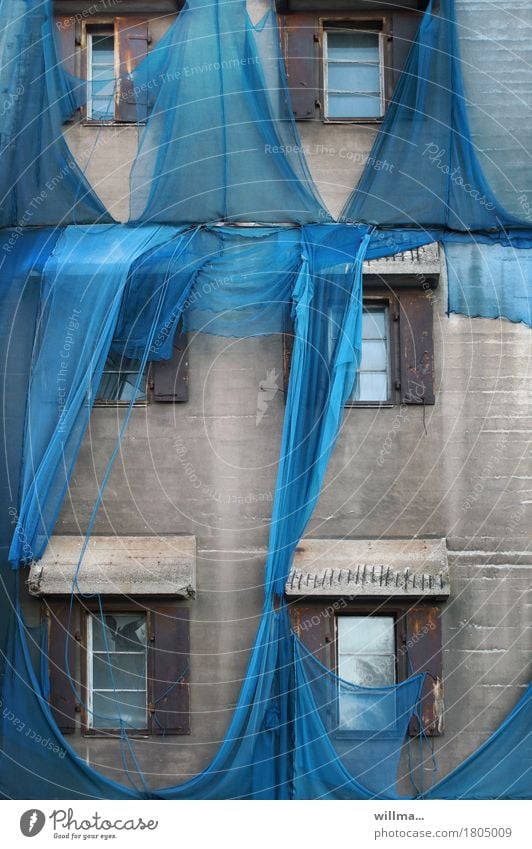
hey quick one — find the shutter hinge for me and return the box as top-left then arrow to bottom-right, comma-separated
74,630 -> 82,642
75,703 -> 82,713
395,380 -> 401,390
148,702 -> 155,714
315,99 -> 321,109
313,33 -> 319,43
393,311 -> 400,321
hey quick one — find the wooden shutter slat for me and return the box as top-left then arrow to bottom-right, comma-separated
46,601 -> 77,734
115,17 -> 149,122
406,606 -> 444,736
152,605 -> 190,735
152,326 -> 189,403
55,16 -> 76,76
280,14 -> 319,120
399,290 -> 435,404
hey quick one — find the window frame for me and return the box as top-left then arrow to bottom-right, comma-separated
345,295 -> 398,408
323,27 -> 385,122
319,15 -> 393,124
85,608 -> 150,734
82,20 -> 119,124
93,358 -> 152,407
81,601 -> 154,736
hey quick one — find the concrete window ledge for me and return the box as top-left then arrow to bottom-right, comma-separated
27,535 -> 196,598
285,538 -> 450,600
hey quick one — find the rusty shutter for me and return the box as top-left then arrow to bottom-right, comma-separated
55,16 -> 76,76
279,14 -> 320,120
290,603 -> 334,668
390,13 -> 423,92
46,601 -> 77,734
151,606 -> 190,735
399,290 -> 435,404
152,325 -> 189,402
406,606 -> 444,737
115,17 -> 149,122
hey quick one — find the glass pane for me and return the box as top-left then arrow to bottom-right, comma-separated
354,371 -> 388,402
338,616 -> 395,656
92,652 -> 146,691
91,98 -> 114,120
328,62 -> 380,93
362,308 -> 386,339
91,613 -> 147,652
327,92 -> 382,118
96,352 -> 147,402
355,655 -> 396,688
92,78 -> 115,97
92,690 -> 147,729
359,339 -> 387,371
92,35 -> 114,65
327,31 -> 380,63
339,690 -> 397,732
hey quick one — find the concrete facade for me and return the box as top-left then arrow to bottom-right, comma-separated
21,1 -> 531,791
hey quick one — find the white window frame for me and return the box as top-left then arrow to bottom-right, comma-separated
86,612 -> 148,731
323,27 -> 385,121
86,27 -> 116,122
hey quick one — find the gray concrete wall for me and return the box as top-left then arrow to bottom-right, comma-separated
30,4 -> 532,791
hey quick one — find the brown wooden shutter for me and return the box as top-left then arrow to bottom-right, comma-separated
279,14 -> 320,120
406,606 -> 444,737
115,17 -> 149,122
46,601 -> 77,734
290,603 -> 334,668
399,290 -> 435,405
55,16 -> 76,76
390,13 -> 423,92
152,325 -> 189,403
151,606 -> 190,735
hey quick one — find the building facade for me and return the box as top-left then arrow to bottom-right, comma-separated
15,0 -> 532,794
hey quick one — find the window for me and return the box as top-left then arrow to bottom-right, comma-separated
94,352 -> 149,405
45,599 -> 190,736
87,612 -> 148,730
337,615 -> 396,731
87,28 -> 116,120
324,28 -> 384,120
283,283 -> 436,407
349,303 -> 391,404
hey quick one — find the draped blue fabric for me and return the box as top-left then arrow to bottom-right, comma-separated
341,0 -> 527,232
129,0 -> 330,224
1,0 -> 531,803
445,241 -> 532,326
0,0 -> 111,226
425,685 -> 532,800
292,640 -> 425,800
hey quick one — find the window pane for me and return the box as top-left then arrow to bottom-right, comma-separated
339,689 -> 397,732
354,371 -> 388,402
362,309 -> 386,339
92,691 -> 147,729
338,616 -> 394,656
327,92 -> 382,118
328,62 -> 380,93
91,613 -> 147,652
355,655 -> 396,688
92,35 -> 114,65
92,652 -> 146,691
96,352 -> 147,402
327,31 -> 380,63
359,339 -> 387,371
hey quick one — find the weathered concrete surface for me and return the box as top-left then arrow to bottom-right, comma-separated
28,534 -> 196,597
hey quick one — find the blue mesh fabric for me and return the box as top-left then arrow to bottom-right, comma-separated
0,0 -> 111,227
445,240 -> 532,325
341,0 -> 527,231
129,0 -> 331,224
293,640 -> 425,799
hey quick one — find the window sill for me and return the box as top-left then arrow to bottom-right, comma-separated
81,119 -> 145,127
322,117 -> 384,125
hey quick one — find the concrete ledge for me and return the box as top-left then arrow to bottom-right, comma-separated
27,535 -> 196,598
286,537 -> 450,599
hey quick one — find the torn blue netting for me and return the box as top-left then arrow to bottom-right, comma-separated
0,0 -> 111,226
129,0 -> 330,224
445,240 -> 532,326
341,0 -> 529,232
